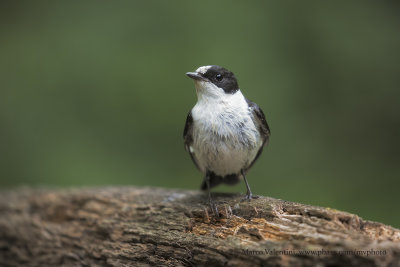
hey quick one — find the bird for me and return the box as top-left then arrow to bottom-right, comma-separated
183,65 -> 270,210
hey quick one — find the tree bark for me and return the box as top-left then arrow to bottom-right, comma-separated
0,187 -> 399,267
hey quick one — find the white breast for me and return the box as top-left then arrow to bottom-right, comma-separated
190,90 -> 262,176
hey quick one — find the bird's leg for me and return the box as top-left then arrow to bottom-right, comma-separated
205,172 -> 219,216
241,170 -> 254,200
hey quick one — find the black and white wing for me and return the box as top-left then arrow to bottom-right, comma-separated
183,111 -> 200,170
245,98 -> 271,170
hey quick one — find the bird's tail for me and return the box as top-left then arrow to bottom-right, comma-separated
200,173 -> 240,190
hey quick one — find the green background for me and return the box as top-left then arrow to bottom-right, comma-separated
1,1 -> 399,228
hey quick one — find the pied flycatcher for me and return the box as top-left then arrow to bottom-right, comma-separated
184,65 -> 270,208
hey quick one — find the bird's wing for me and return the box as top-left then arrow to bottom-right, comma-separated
245,98 -> 271,171
183,111 -> 200,170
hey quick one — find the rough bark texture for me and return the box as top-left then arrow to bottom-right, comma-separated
0,187 -> 399,267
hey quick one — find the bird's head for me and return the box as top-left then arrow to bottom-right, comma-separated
186,65 -> 239,100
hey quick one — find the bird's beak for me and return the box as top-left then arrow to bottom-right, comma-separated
186,72 -> 208,82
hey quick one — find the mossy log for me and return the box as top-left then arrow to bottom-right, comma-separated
0,187 -> 399,266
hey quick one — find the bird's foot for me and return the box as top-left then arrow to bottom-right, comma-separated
209,200 -> 220,217
241,193 -> 259,202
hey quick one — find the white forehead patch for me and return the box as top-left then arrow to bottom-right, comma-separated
196,65 -> 213,75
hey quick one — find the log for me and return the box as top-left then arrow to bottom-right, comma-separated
0,187 -> 399,267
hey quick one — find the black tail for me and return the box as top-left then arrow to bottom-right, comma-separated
200,173 -> 240,190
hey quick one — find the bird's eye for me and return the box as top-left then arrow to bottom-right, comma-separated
215,74 -> 223,81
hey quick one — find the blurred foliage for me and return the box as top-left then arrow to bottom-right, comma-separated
0,1 -> 399,228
